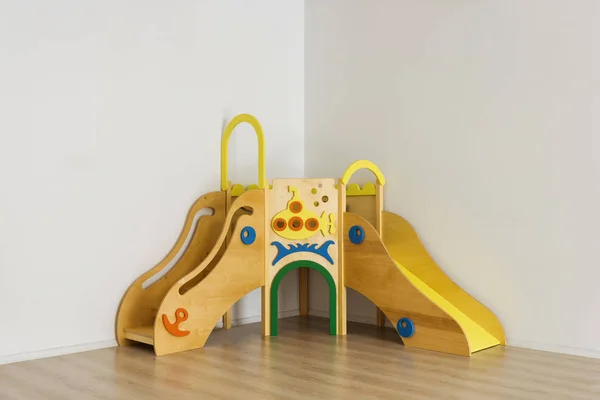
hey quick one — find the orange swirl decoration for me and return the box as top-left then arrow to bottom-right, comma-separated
162,308 -> 190,337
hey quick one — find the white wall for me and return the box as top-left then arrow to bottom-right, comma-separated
305,0 -> 600,357
0,0 -> 304,362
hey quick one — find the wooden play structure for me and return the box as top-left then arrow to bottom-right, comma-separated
116,114 -> 506,357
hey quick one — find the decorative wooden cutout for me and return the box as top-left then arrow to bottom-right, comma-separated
271,186 -> 335,240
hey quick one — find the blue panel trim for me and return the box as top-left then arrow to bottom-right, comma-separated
271,240 -> 335,265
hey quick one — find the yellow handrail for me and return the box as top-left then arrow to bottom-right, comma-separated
340,160 -> 386,186
221,114 -> 266,191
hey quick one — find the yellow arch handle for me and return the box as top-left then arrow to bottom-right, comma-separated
221,114 -> 266,191
341,160 -> 386,186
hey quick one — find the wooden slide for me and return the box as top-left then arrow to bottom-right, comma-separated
344,212 -> 505,356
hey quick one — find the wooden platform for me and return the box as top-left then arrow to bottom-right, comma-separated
2,317 -> 600,399
123,326 -> 154,346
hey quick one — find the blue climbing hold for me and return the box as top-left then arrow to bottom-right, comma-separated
349,225 -> 365,244
240,226 -> 256,245
396,318 -> 415,338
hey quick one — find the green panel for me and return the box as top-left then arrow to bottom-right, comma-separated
270,260 -> 337,336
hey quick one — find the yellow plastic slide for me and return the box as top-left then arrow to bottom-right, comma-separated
383,212 -> 505,353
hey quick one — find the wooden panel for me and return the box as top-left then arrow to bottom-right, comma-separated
222,310 -> 232,330
222,184 -> 233,330
376,309 -> 386,327
346,196 -> 376,227
153,190 -> 266,356
343,212 -> 471,356
262,187 -> 271,336
267,179 -> 339,335
123,326 -> 154,345
261,285 -> 270,336
382,211 -> 506,344
116,191 -> 227,346
374,183 -> 385,328
337,181 -> 347,335
267,178 -> 339,289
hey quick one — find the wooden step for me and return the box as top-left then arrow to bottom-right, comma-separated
124,326 -> 154,345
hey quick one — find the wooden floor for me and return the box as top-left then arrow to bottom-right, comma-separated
2,317 -> 600,400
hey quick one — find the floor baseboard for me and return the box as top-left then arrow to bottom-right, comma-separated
508,339 -> 600,360
0,340 -> 118,366
1,309 -> 301,365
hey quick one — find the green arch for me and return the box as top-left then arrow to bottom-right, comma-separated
270,260 -> 337,336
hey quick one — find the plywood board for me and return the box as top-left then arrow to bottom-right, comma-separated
267,179 -> 339,284
382,211 -> 506,345
343,212 -> 471,356
116,191 -> 226,346
153,190 -> 266,355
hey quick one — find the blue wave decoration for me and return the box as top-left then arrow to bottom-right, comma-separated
271,240 -> 335,265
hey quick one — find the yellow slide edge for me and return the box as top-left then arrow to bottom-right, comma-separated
393,259 -> 500,353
